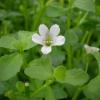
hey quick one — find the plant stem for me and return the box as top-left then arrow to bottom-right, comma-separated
81,31 -> 89,44
75,12 -> 88,28
72,87 -> 83,100
31,80 -> 53,97
66,0 -> 74,69
60,0 -> 64,7
67,45 -> 73,69
92,53 -> 100,72
24,15 -> 29,30
32,0 -> 53,31
32,7 -> 45,31
86,31 -> 93,43
46,0 -> 53,6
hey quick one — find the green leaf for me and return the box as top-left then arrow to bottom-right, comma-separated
52,84 -> 67,99
64,84 -> 77,97
83,74 -> 100,100
0,82 -> 6,94
0,31 -> 36,51
45,86 -> 56,100
66,29 -> 79,46
53,66 -> 66,82
92,52 -> 100,71
64,69 -> 89,85
15,31 -> 36,51
0,53 -> 23,81
96,5 -> 100,15
54,67 -> 89,86
25,56 -> 53,80
73,0 -> 95,12
50,48 -> 65,66
46,5 -> 65,17
16,81 -> 25,93
0,35 -> 17,49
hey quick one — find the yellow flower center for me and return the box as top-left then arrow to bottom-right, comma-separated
43,34 -> 53,46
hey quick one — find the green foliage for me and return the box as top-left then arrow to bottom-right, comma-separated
0,53 -> 23,81
45,86 -> 56,100
83,74 -> 100,100
0,35 -> 17,50
46,5 -> 66,17
52,84 -> 67,99
92,52 -> 100,70
25,56 -> 53,80
0,31 -> 36,51
64,68 -> 89,85
53,66 -> 66,82
16,81 -> 25,93
66,29 -> 79,46
73,0 -> 95,12
50,48 -> 65,66
54,66 -> 89,86
15,31 -> 36,51
0,0 -> 99,99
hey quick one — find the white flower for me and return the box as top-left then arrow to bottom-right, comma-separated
32,24 -> 65,54
84,44 -> 100,54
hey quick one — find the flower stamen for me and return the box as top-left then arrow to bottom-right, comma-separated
43,34 -> 53,46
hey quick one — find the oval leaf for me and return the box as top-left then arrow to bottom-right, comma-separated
65,68 -> 89,86
83,74 -> 100,100
73,0 -> 95,12
25,56 -> 53,80
0,35 -> 17,50
46,5 -> 65,17
54,67 -> 89,86
15,31 -> 36,50
0,53 -> 23,81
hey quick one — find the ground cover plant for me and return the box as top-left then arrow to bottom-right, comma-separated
0,0 -> 100,100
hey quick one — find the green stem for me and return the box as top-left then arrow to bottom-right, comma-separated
60,0 -> 64,7
75,12 -> 88,28
67,14 -> 71,29
93,53 -> 100,72
66,0 -> 73,29
2,20 -> 8,35
83,52 -> 89,72
32,0 -> 53,31
85,62 -> 89,72
31,80 -> 53,97
86,31 -> 93,43
76,31 -> 92,62
67,45 -> 73,69
72,87 -> 83,100
32,7 -> 45,31
66,0 -> 74,69
81,31 -> 89,44
46,0 -> 53,6
24,15 -> 29,30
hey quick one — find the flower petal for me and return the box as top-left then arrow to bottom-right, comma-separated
41,46 -> 52,54
84,44 -> 100,54
50,24 -> 60,36
53,36 -> 65,46
39,24 -> 48,36
32,33 -> 43,45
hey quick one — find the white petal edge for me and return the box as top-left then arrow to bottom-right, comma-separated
32,33 -> 43,45
50,24 -> 60,36
52,36 -> 65,46
84,44 -> 100,54
41,46 -> 52,54
39,24 -> 48,36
